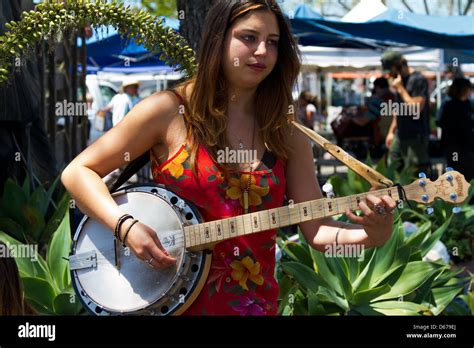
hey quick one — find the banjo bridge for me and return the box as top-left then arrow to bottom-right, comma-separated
70,250 -> 97,270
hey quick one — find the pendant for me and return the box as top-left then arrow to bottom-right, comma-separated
243,189 -> 249,214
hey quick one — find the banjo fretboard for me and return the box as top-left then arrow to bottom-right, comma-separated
183,186 -> 401,249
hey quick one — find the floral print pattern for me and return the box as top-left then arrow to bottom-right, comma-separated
160,146 -> 189,178
230,295 -> 267,316
150,142 -> 286,315
230,256 -> 264,290
226,174 -> 270,208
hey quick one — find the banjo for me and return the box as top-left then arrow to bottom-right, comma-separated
69,170 -> 470,315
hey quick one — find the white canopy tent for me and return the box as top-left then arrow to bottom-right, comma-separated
299,45 -> 442,71
342,0 -> 387,23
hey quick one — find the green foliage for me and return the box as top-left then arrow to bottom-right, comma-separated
0,175 -> 69,253
276,158 -> 472,315
0,210 -> 84,315
399,179 -> 474,262
328,158 -> 474,262
327,157 -> 415,197
0,0 -> 197,84
443,273 -> 474,316
277,219 -> 469,316
141,0 -> 177,18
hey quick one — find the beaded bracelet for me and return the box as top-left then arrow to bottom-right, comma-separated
122,219 -> 139,248
114,214 -> 133,242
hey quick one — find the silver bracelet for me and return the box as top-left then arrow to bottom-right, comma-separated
335,222 -> 349,246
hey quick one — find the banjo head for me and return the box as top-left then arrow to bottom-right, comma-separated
71,184 -> 208,315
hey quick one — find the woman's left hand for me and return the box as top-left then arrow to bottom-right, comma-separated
345,194 -> 397,246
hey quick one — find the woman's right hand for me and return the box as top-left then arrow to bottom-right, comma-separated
121,220 -> 177,269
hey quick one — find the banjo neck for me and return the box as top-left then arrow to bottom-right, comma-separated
185,186 -> 402,250
184,169 -> 471,251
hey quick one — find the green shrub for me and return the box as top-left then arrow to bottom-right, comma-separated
0,175 -> 69,254
277,218 -> 469,315
0,210 -> 84,315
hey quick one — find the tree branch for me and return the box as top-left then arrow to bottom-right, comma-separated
463,0 -> 473,14
0,0 -> 198,84
448,0 -> 454,15
423,0 -> 430,14
337,0 -> 351,12
401,0 -> 414,12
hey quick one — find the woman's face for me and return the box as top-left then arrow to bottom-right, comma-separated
222,10 -> 280,90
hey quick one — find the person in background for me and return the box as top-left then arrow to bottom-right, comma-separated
369,77 -> 396,141
351,77 -> 396,157
382,51 -> 431,173
0,242 -> 34,315
297,91 -> 317,129
438,78 -> 474,182
99,78 -> 142,127
86,93 -> 94,141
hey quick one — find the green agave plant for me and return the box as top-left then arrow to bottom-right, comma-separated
276,216 -> 470,316
0,209 -> 84,315
0,175 -> 69,253
444,273 -> 474,315
327,157 -> 474,263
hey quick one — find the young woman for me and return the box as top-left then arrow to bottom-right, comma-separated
297,91 -> 318,129
61,0 -> 396,315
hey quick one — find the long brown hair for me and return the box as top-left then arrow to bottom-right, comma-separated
0,242 -> 26,315
177,0 -> 301,175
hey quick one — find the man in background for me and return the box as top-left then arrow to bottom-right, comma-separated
383,51 -> 431,174
99,78 -> 141,127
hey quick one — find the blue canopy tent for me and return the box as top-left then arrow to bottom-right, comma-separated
78,17 -> 179,73
292,3 -> 323,19
444,49 -> 474,64
291,8 -> 474,50
290,4 -> 396,49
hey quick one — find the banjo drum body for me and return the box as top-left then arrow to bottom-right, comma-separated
70,184 -> 212,316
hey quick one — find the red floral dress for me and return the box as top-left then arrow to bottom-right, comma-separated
150,136 -> 286,315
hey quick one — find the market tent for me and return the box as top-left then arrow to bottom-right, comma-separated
290,4 -> 394,49
299,45 -> 441,71
341,0 -> 387,22
444,49 -> 474,64
78,17 -> 179,73
292,8 -> 474,50
292,3 -> 323,19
